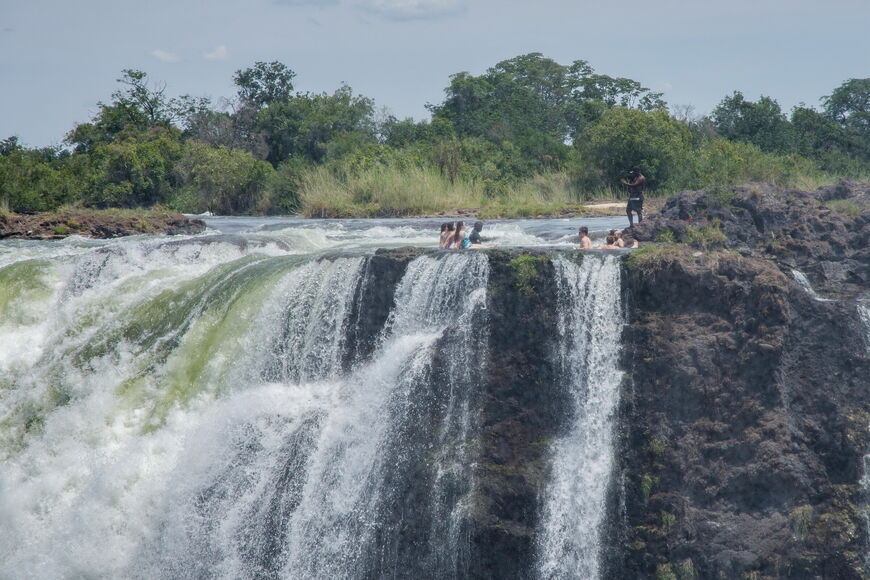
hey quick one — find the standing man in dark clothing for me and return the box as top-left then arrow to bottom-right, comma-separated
620,165 -> 646,227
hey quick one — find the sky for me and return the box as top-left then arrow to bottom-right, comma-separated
1,0 -> 868,148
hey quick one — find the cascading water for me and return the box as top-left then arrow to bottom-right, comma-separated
0,233 -> 490,579
536,255 -> 624,580
0,218 -> 642,579
791,269 -> 833,302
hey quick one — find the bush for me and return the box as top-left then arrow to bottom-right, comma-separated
577,107 -> 693,190
173,141 -> 275,214
689,138 -> 821,189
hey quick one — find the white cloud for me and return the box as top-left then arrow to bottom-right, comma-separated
151,49 -> 180,63
362,0 -> 465,20
204,45 -> 229,61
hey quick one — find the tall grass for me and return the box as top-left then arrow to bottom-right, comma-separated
299,165 -> 634,218
297,149 -> 868,218
299,165 -> 486,217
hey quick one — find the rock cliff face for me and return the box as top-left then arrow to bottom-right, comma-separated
614,181 -> 870,579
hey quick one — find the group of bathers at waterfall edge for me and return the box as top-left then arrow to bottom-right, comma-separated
439,221 -> 496,250
439,165 -> 645,251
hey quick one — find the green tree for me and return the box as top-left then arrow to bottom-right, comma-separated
822,78 -> 870,160
711,91 -> 793,154
790,106 -> 849,160
85,128 -> 184,208
66,69 -> 210,153
0,147 -> 85,212
234,61 -> 296,109
256,85 -> 376,165
430,53 -> 666,176
578,107 -> 693,190
174,141 -> 275,214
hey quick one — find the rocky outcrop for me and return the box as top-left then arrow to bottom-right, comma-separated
346,217 -> 870,579
344,248 -> 571,578
0,210 -> 206,239
629,180 -> 870,297
614,181 -> 870,579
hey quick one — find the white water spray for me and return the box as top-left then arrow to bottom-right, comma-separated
536,255 -> 624,580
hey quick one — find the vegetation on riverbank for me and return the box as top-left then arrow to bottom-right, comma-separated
2,56 -> 868,218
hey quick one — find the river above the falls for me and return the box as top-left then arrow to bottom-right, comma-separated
200,214 -> 629,247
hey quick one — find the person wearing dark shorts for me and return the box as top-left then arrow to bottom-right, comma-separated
620,165 -> 646,227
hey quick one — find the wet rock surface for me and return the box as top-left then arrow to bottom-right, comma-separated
615,181 -> 870,578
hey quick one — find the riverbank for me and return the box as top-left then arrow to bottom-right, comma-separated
0,208 -> 206,240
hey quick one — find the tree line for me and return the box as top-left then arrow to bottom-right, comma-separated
1,54 -> 868,215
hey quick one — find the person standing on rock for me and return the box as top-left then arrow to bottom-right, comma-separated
620,165 -> 646,227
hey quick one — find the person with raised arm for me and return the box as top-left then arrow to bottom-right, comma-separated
620,165 -> 646,227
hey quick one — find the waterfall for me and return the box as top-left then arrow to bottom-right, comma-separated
276,252 -> 488,579
791,269 -> 833,302
0,240 -> 489,579
859,304 -> 870,349
0,234 -> 635,579
536,255 -> 624,580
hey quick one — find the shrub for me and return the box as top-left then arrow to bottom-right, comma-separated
578,108 -> 693,190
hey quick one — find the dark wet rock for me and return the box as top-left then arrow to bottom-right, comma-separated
466,249 -> 567,579
343,247 -> 426,368
627,180 -> 870,298
327,237 -> 870,579
347,248 -> 573,579
613,247 -> 870,579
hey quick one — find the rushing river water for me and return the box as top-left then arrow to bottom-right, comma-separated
0,216 -> 628,579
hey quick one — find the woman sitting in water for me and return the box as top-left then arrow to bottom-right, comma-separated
450,221 -> 468,249
439,222 -> 454,249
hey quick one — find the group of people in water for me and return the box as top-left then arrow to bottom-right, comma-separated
576,227 -> 639,250
438,221 -> 495,250
438,221 -> 638,250
439,165 -> 646,250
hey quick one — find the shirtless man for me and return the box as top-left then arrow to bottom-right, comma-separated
620,165 -> 646,227
577,226 -> 592,249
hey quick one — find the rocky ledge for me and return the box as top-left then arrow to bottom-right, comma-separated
0,209 -> 206,239
612,181 -> 870,579
628,179 -> 870,297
